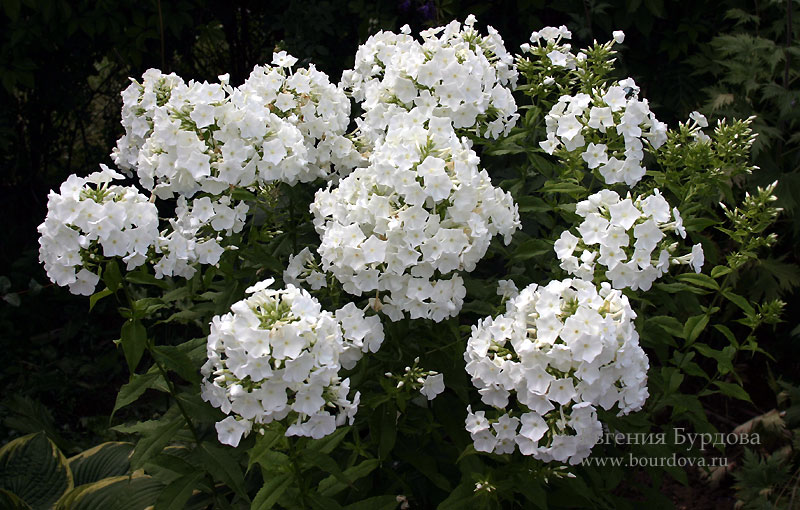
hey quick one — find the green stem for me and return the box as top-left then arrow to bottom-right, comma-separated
120,281 -> 222,505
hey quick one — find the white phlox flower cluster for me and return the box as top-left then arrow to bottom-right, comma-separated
539,80 -> 668,187
132,76 -> 307,198
238,54 -> 362,179
201,279 -> 384,447
37,165 -> 159,295
311,110 -> 520,322
520,25 -> 576,68
112,69 -> 185,174
153,194 -> 249,279
464,279 -> 649,464
554,189 -> 705,290
114,53 -> 350,200
341,15 -> 519,143
283,247 -> 328,290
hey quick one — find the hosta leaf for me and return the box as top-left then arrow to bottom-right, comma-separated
0,432 -> 72,510
0,488 -> 32,509
56,475 -> 163,510
68,443 -> 133,487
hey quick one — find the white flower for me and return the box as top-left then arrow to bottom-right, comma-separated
612,30 -> 625,44
689,111 -> 708,128
272,51 -> 298,68
215,416 -> 252,447
420,373 -> 446,400
690,243 -> 705,273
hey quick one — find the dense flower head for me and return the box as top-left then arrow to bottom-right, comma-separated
464,278 -> 648,464
555,189 -> 704,290
114,54 -> 352,200
538,81 -> 668,187
311,109 -> 520,322
201,279 -> 384,447
112,69 -> 186,174
341,15 -> 519,143
37,165 -> 159,295
238,60 -> 362,178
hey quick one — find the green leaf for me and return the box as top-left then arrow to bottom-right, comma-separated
153,472 -> 203,510
646,316 -> 686,339
125,271 -> 169,289
89,288 -> 113,311
713,324 -> 738,347
307,493 -> 343,510
516,196 -> 551,213
342,495 -> 399,510
120,319 -> 147,374
712,381 -> 751,402
152,346 -> 200,385
722,291 -> 755,315
693,344 -> 734,375
683,314 -> 710,344
247,430 -> 285,472
306,427 -> 349,455
68,442 -> 133,486
0,488 -> 31,510
251,472 -> 292,510
113,371 -> 167,416
710,265 -> 732,279
437,481 -> 475,510
103,260 -> 123,293
129,410 -> 184,470
676,273 -> 719,290
56,475 -> 163,510
2,0 -> 21,22
197,443 -> 249,501
318,459 -> 379,498
511,238 -> 553,261
0,432 -> 72,510
378,403 -> 397,461
300,452 -> 350,488
539,181 -> 586,194
396,451 -> 451,492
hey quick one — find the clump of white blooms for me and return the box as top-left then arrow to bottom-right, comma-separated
112,69 -> 185,174
464,279 -> 648,464
153,194 -> 249,279
521,28 -> 667,188
311,110 -> 520,322
201,279 -> 384,447
341,15 -> 519,144
37,165 -> 159,295
538,80 -> 667,187
554,189 -> 704,291
239,52 -> 362,178
114,52 -> 351,200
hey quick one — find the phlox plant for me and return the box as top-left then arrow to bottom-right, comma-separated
29,15 -> 785,510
